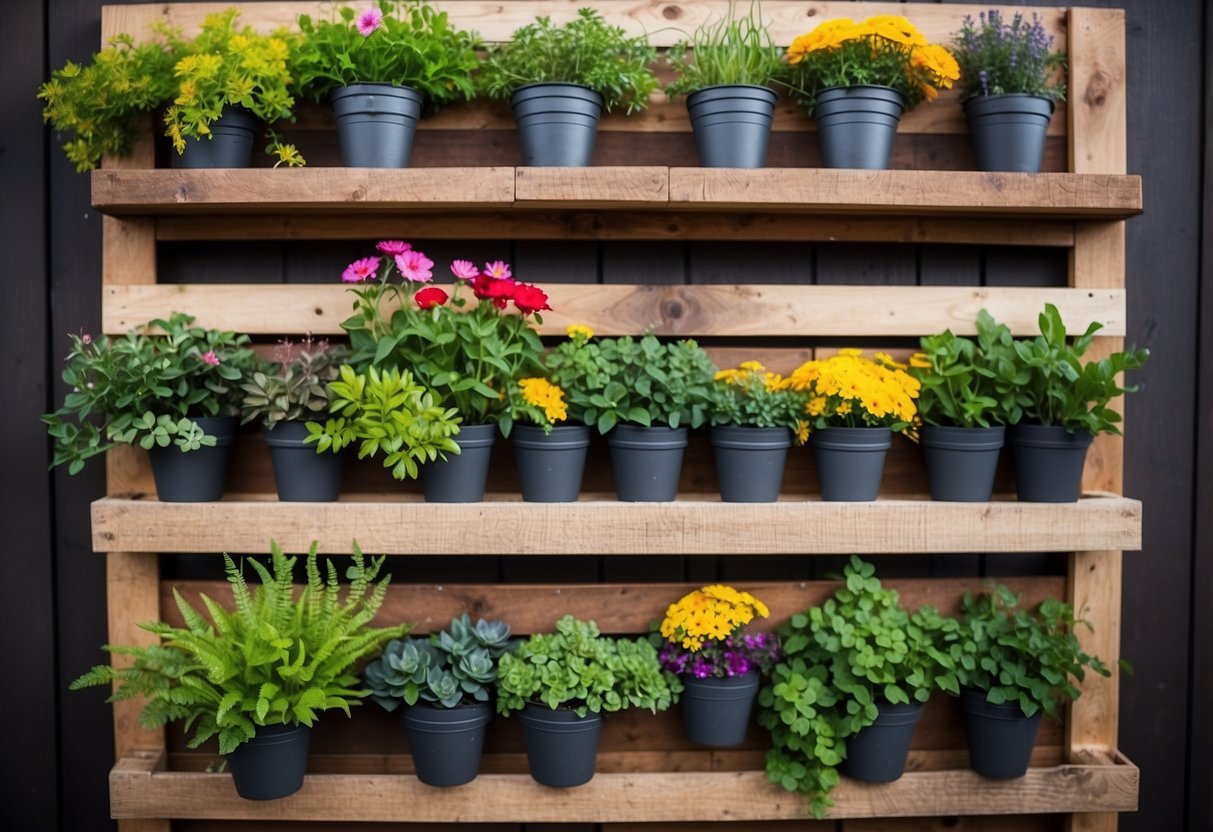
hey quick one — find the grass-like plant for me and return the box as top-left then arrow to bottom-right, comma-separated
665,1 -> 785,97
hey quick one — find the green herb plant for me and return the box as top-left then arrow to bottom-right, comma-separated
70,541 -> 408,755
953,10 -> 1067,102
758,557 -> 959,818
910,310 -> 1023,428
365,614 -> 514,710
241,337 -> 348,429
496,615 -> 682,718
665,1 -> 785,97
480,8 -> 659,114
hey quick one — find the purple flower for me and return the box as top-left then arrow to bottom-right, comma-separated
691,659 -> 711,679
979,70 -> 990,97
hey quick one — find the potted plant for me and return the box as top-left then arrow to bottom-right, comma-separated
656,585 -> 780,747
758,557 -> 959,817
293,2 -> 480,167
479,8 -> 659,165
995,303 -> 1148,502
954,585 -> 1116,778
909,311 -> 1021,501
545,332 -> 716,501
784,350 -> 920,501
784,15 -> 960,168
71,541 -> 407,800
241,337 -> 348,501
339,243 -> 549,501
509,371 -> 590,502
952,11 -> 1067,172
709,360 -> 808,502
43,313 -> 258,501
664,1 -> 785,168
496,614 -> 680,787
364,614 -> 513,787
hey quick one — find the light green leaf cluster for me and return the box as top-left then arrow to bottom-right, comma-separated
911,310 -> 1023,428
665,1 -> 784,97
241,338 -> 349,429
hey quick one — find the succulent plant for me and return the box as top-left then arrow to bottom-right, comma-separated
241,337 -> 348,428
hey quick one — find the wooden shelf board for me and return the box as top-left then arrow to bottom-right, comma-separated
110,748 -> 1138,821
91,167 -> 1143,220
92,493 -> 1142,555
101,284 -> 1127,338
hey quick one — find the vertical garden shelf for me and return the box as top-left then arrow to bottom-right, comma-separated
87,2 -> 1140,831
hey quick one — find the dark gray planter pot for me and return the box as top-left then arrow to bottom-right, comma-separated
964,94 -> 1055,173
920,425 -> 1006,502
513,424 -> 591,502
839,701 -> 924,783
226,724 -> 311,800
961,688 -> 1042,778
710,425 -> 792,502
811,426 -> 892,501
172,107 -> 257,169
403,701 -> 493,787
510,83 -> 603,166
686,84 -> 779,168
812,85 -> 905,170
331,83 -> 424,168
516,704 -> 603,787
679,671 -> 760,748
147,416 -> 236,502
1007,424 -> 1093,502
606,424 -> 688,502
264,421 -> 344,502
421,423 -> 497,503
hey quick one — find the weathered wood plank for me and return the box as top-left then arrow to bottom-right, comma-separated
101,283 -> 1126,337
91,494 -> 1142,556
514,167 -> 668,206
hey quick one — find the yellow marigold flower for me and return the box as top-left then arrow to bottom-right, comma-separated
838,348 -> 864,357
875,352 -> 908,371
806,396 -> 827,417
519,377 -> 567,423
566,324 -> 593,340
763,372 -> 784,392
715,368 -> 740,382
796,421 -> 810,444
837,401 -> 853,416
909,353 -> 931,369
913,43 -> 961,84
740,360 -> 766,372
866,15 -> 927,47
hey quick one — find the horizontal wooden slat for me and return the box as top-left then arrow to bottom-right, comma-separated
514,167 -> 668,206
109,749 -> 1138,821
92,494 -> 1142,555
101,284 -> 1126,337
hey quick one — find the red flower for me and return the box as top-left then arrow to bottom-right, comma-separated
414,286 -> 449,310
472,274 -> 517,309
513,283 -> 551,315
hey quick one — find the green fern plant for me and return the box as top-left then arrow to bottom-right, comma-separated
70,541 -> 408,755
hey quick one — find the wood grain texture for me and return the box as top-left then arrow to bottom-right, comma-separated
514,167 -> 668,206
101,283 -> 1126,337
91,495 -> 1142,556
1068,8 -> 1128,175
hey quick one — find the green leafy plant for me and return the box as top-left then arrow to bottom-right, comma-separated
479,8 -> 659,114
38,34 -> 178,171
665,1 -> 785,97
70,541 -> 408,755
304,364 -> 461,481
544,332 -> 716,434
292,2 -> 480,112
711,360 -> 809,439
43,313 -> 259,474
953,10 -> 1067,102
365,614 -> 514,710
758,557 -> 959,818
910,310 -> 1023,428
954,585 -> 1117,719
241,337 -> 348,429
496,615 -> 681,718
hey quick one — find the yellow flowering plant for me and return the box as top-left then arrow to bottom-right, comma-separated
657,586 -> 780,680
786,349 -> 920,435
785,15 -> 960,110
512,377 -> 569,434
712,361 -> 809,443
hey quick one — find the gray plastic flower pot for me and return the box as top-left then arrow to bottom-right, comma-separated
686,84 -> 779,168
226,724 -> 311,800
606,424 -> 688,502
421,423 -> 497,503
331,83 -> 424,168
679,671 -> 760,748
263,421 -> 344,502
812,85 -> 905,170
517,704 -> 603,787
512,424 -> 591,502
403,701 -> 493,787
920,425 -> 1005,502
510,83 -> 603,166
710,425 -> 793,502
172,107 -> 257,169
147,416 -> 236,502
1007,424 -> 1093,502
961,687 -> 1042,778
839,700 -> 924,783
810,426 -> 892,501
965,93 -> 1055,173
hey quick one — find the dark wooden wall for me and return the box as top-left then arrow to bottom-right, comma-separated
4,0 -> 1207,830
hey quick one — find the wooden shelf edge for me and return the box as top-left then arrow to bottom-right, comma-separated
91,494 -> 1143,556
109,749 -> 1138,821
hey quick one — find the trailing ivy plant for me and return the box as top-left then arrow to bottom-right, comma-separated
665,1 -> 785,97
910,310 -> 1023,428
757,556 -> 959,818
71,541 -> 408,755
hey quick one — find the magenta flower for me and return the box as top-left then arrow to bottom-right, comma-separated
483,260 -> 512,281
342,255 -> 381,284
395,250 -> 434,283
450,259 -> 479,280
201,351 -> 220,366
356,7 -> 383,36
376,240 -> 411,255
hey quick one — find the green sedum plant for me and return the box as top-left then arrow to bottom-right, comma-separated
304,364 -> 461,480
758,557 -> 959,818
70,541 -> 408,754
496,615 -> 681,718
910,310 -> 1023,428
665,1 -> 785,97
480,8 -> 660,114
241,337 -> 349,429
365,614 -> 513,710
44,313 -> 259,474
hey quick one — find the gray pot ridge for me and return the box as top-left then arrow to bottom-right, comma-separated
920,424 -> 1005,502
402,701 -> 493,787
421,423 -> 497,503
686,84 -> 779,168
811,426 -> 892,502
172,106 -> 257,169
264,420 -> 344,502
331,83 -> 424,168
510,83 -> 604,166
812,85 -> 905,170
516,703 -> 603,787
513,424 -> 591,502
710,425 -> 793,502
1007,424 -> 1093,502
606,424 -> 688,502
964,93 -> 1055,173
147,415 -> 237,502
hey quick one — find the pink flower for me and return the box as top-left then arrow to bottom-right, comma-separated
81,333 -> 92,344
394,250 -> 434,283
201,351 -> 220,366
356,7 -> 383,36
376,240 -> 411,255
342,255 -> 381,284
450,259 -> 479,280
483,260 -> 512,281
415,286 -> 450,309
